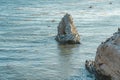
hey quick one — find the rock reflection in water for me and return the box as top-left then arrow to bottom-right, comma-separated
57,44 -> 79,80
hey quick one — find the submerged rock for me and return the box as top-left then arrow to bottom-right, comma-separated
85,29 -> 120,80
55,13 -> 80,44
89,5 -> 93,8
109,2 -> 112,4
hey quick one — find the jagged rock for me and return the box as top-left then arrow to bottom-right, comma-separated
85,60 -> 111,80
85,29 -> 120,80
55,13 -> 80,44
85,60 -> 95,74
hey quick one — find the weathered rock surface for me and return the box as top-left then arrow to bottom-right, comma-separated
55,13 -> 80,44
85,29 -> 120,80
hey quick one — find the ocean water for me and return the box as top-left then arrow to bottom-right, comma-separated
0,0 -> 120,80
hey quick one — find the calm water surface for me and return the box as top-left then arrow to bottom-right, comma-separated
0,0 -> 120,80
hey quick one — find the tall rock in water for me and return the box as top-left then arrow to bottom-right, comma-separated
85,29 -> 120,80
55,13 -> 80,44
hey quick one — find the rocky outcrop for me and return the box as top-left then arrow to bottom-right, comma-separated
55,13 -> 80,44
85,29 -> 120,80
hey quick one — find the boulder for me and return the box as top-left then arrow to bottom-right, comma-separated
85,29 -> 120,80
55,13 -> 80,44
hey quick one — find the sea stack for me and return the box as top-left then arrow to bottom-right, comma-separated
55,13 -> 80,44
85,29 -> 120,80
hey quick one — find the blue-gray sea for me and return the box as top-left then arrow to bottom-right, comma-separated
0,0 -> 120,80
